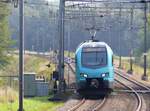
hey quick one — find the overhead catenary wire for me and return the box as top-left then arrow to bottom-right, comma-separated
65,0 -> 150,3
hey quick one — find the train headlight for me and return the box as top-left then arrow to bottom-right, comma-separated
83,74 -> 88,78
101,73 -> 109,77
80,73 -> 88,78
101,73 -> 106,77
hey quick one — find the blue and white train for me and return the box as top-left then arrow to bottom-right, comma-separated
75,40 -> 114,92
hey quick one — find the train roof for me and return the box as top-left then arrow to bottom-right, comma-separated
76,40 -> 113,54
78,40 -> 108,48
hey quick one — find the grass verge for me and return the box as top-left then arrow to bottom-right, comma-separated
115,57 -> 150,76
0,96 -> 63,111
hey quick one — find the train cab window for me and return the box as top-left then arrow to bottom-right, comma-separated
82,47 -> 107,68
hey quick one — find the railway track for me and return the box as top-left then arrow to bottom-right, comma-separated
67,97 -> 106,111
67,98 -> 86,111
115,69 -> 150,111
67,63 -> 107,111
66,61 -> 149,111
92,97 -> 106,111
115,69 -> 150,92
115,78 -> 142,111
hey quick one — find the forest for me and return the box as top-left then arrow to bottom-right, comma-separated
0,1 -> 12,68
0,0 -> 150,68
9,0 -> 150,56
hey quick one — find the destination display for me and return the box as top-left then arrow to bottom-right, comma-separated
82,47 -> 106,52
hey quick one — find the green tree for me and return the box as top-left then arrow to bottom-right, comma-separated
135,13 -> 150,56
0,2 -> 12,68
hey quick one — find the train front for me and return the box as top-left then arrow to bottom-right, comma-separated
75,41 -> 114,92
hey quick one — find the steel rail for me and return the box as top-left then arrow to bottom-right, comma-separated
92,97 -> 106,111
67,97 -> 106,111
115,78 -> 142,111
115,68 -> 150,91
67,62 -> 107,111
67,98 -> 86,111
68,59 -> 143,111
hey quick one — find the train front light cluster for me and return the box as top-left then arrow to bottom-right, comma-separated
80,73 -> 88,78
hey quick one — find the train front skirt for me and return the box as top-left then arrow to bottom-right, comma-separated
77,78 -> 113,95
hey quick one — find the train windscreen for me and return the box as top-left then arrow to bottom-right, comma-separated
82,47 -> 107,68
